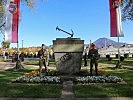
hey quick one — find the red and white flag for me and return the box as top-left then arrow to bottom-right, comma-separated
109,0 -> 124,37
5,0 -> 20,43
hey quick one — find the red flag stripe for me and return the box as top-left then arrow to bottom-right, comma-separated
12,0 -> 20,43
5,0 -> 20,43
109,0 -> 123,37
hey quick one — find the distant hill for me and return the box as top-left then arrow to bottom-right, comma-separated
93,38 -> 126,48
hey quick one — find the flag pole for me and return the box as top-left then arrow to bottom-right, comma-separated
116,36 -> 121,68
105,38 -> 107,55
17,42 -> 19,60
118,36 -> 120,62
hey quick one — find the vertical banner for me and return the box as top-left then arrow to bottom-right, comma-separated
5,0 -> 20,43
109,0 -> 124,37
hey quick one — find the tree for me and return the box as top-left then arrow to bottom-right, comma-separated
8,48 -> 15,54
1,41 -> 10,49
0,1 -> 5,32
0,0 -> 36,8
0,1 -> 4,19
121,0 -> 133,21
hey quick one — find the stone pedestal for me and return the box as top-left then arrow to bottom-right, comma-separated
53,38 -> 84,74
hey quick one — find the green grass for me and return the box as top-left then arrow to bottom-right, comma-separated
0,84 -> 61,98
25,60 -> 56,66
98,59 -> 133,66
121,60 -> 133,66
74,84 -> 133,97
4,57 -> 132,67
74,69 -> 133,97
99,59 -> 118,65
82,58 -> 133,67
1,59 -> 133,98
0,70 -> 61,98
25,60 -> 39,65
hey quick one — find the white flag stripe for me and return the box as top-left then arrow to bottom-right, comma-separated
5,0 -> 13,42
5,0 -> 19,43
109,0 -> 124,37
116,7 -> 123,37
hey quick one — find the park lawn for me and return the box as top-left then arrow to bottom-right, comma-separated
82,58 -> 133,67
74,68 -> 133,97
0,70 -> 61,98
25,58 -> 133,67
98,59 -> 133,66
25,60 -> 56,66
25,60 -> 39,65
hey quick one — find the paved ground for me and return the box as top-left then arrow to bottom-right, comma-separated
0,61 -> 56,71
0,62 -> 16,71
0,61 -> 133,100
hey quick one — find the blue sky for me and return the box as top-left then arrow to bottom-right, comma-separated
1,0 -> 133,48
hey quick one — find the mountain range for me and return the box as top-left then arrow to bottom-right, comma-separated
93,38 -> 127,48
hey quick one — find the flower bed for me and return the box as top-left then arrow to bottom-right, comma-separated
74,75 -> 123,83
12,68 -> 124,84
12,75 -> 61,84
12,69 -> 61,84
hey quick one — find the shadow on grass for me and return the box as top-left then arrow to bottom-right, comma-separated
0,69 -> 62,98
106,69 -> 133,83
0,69 -> 32,83
0,84 -> 61,98
74,83 -> 133,97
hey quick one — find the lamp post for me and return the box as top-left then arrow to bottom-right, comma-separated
22,40 -> 23,52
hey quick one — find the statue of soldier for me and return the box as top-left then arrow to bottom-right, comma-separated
88,43 -> 99,76
38,44 -> 48,73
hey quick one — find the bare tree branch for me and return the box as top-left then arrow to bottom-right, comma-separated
121,0 -> 133,21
